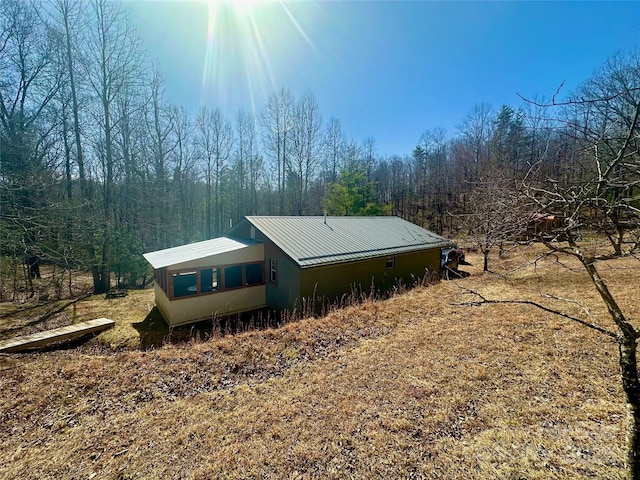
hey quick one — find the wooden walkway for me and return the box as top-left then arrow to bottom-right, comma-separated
0,318 -> 115,353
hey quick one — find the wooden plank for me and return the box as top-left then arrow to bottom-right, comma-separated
0,318 -> 115,353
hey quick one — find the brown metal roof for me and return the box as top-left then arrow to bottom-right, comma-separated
244,216 -> 453,268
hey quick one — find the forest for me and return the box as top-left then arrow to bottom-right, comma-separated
1,0 -> 638,301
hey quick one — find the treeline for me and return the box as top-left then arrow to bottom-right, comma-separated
1,0 -> 638,299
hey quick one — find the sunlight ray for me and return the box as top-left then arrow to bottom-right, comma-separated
279,0 -> 316,50
199,0 -> 316,115
201,3 -> 218,92
245,10 -> 277,113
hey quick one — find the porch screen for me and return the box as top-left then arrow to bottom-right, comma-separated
245,263 -> 263,286
172,271 -> 197,298
224,265 -> 243,289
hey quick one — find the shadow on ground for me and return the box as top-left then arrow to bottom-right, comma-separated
131,308 -> 222,348
131,307 -> 287,349
132,307 -> 170,348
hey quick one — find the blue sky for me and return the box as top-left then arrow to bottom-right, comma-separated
125,1 -> 640,157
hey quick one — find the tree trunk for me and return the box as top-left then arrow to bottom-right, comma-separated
62,0 -> 86,191
206,168 -> 212,239
91,225 -> 111,294
573,241 -> 640,480
619,335 -> 640,480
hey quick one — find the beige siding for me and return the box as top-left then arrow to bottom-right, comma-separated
155,283 -> 266,327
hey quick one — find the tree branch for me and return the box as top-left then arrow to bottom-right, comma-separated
452,287 -> 618,339
518,86 -> 640,107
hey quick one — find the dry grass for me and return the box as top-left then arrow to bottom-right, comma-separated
0,288 -> 158,349
0,244 -> 636,479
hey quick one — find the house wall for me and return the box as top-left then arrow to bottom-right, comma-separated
264,242 -> 301,311
155,283 -> 267,327
299,248 -> 441,309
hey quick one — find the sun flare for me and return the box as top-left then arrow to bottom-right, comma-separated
201,1 -> 316,114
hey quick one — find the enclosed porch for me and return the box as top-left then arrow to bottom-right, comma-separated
143,237 -> 266,327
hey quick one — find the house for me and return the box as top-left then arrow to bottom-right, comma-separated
143,216 -> 456,327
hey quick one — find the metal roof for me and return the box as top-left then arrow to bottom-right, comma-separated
143,236 -> 260,269
244,216 -> 454,268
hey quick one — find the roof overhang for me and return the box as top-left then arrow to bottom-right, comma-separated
143,236 -> 262,269
296,241 -> 454,268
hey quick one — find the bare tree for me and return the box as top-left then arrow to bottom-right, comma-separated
290,91 -> 323,215
195,106 -> 233,237
233,110 -> 262,217
82,0 -> 142,293
260,88 -> 294,214
168,105 -> 198,243
233,110 -> 259,221
0,0 -> 61,295
52,0 -> 87,193
362,136 -> 376,182
144,67 -> 176,247
462,169 -> 529,271
246,128 -> 263,216
516,51 -> 640,479
413,128 -> 450,233
324,117 -> 344,184
457,102 -> 494,180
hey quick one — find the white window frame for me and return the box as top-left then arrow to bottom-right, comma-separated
270,258 -> 278,284
385,256 -> 395,270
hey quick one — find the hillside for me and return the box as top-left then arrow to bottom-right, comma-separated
0,246 -> 636,479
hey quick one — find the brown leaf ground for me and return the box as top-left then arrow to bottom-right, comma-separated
0,244 -> 636,479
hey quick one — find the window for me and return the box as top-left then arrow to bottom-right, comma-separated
172,271 -> 197,297
385,257 -> 395,269
270,258 -> 277,283
224,265 -> 243,289
168,261 -> 265,299
200,267 -> 220,292
245,263 -> 263,286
